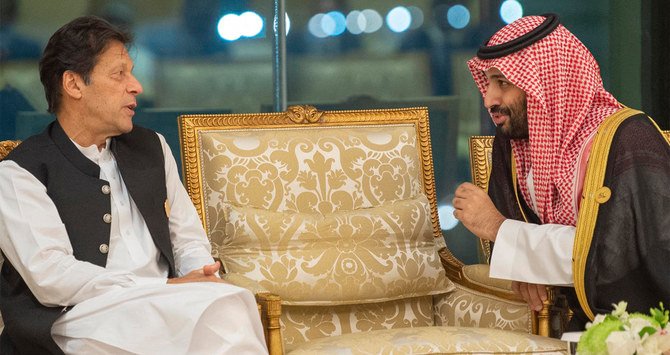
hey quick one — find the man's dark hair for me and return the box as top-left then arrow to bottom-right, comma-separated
39,16 -> 132,114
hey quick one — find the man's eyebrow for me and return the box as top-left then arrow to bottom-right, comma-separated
488,74 -> 508,80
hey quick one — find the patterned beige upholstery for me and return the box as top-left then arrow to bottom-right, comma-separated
287,326 -> 566,354
179,106 -> 567,354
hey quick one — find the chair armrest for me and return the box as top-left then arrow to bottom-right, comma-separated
222,273 -> 284,355
222,273 -> 271,294
437,247 -> 557,336
433,282 -> 532,333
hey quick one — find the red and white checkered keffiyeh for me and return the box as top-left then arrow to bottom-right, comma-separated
467,15 -> 621,225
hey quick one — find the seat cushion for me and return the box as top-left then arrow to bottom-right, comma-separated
220,194 -> 454,305
286,326 -> 567,354
281,296 -> 436,349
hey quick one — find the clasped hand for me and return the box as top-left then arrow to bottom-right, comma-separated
452,182 -> 506,242
167,261 -> 227,284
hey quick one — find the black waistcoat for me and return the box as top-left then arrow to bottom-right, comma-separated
0,121 -> 175,354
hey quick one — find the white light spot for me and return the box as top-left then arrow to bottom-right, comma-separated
346,11 -> 365,35
500,0 -> 523,24
361,9 -> 383,33
239,11 -> 264,37
386,6 -> 412,33
438,204 -> 459,230
218,14 -> 241,41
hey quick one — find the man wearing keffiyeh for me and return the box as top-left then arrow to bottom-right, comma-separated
452,14 -> 670,329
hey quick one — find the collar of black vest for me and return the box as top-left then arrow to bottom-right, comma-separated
476,13 -> 560,59
49,120 -> 101,178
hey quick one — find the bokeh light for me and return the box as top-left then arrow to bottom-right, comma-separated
361,9 -> 383,33
407,6 -> 424,30
438,204 -> 459,230
500,0 -> 523,24
346,10 -> 365,35
386,6 -> 412,33
446,4 -> 471,29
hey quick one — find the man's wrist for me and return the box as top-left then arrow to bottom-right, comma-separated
488,215 -> 506,241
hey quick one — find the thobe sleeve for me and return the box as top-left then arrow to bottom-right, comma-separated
158,134 -> 215,276
0,161 -> 163,307
489,219 -> 574,285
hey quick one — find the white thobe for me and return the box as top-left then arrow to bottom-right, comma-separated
489,168 -> 575,285
0,134 -> 267,354
488,131 -> 597,286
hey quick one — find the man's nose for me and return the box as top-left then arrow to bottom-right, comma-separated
128,74 -> 144,95
484,86 -> 501,109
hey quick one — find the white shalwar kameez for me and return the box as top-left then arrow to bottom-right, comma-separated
0,134 -> 267,354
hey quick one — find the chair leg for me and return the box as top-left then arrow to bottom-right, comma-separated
530,286 -> 554,337
256,292 -> 284,355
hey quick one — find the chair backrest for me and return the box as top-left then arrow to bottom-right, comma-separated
470,129 -> 670,262
179,106 -> 455,349
0,140 -> 21,160
468,136 -> 494,262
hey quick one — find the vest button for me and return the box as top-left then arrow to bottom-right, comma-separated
103,213 -> 112,223
99,244 -> 109,254
101,185 -> 111,194
594,186 -> 611,204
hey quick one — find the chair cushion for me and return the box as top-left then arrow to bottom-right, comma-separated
220,193 -> 454,305
286,326 -> 567,354
281,296 -> 435,349
463,264 -> 515,295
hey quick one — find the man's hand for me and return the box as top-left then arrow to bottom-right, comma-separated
512,281 -> 547,312
167,261 -> 227,284
452,182 -> 506,241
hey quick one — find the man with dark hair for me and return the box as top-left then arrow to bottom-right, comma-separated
453,14 -> 670,328
0,16 -> 267,354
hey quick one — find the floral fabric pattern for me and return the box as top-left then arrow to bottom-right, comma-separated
434,283 -> 531,332
287,326 -> 567,354
281,296 -> 435,351
219,195 -> 453,305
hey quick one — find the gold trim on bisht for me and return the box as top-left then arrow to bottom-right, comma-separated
510,153 -> 529,223
572,107 -> 644,320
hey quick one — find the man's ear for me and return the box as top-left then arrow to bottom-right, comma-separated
62,70 -> 84,100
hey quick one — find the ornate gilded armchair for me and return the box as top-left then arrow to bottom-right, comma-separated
178,106 -> 566,354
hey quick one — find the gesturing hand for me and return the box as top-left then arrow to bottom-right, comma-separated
452,182 -> 506,242
167,261 -> 227,284
512,281 -> 547,312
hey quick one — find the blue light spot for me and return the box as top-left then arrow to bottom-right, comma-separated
326,11 -> 347,36
447,5 -> 470,29
500,0 -> 523,24
320,13 -> 336,36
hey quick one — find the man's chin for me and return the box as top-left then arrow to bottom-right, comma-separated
120,121 -> 134,134
496,125 -> 528,140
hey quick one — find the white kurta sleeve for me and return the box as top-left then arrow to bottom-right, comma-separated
158,134 -> 215,276
0,161 -> 164,307
489,219 -> 574,285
